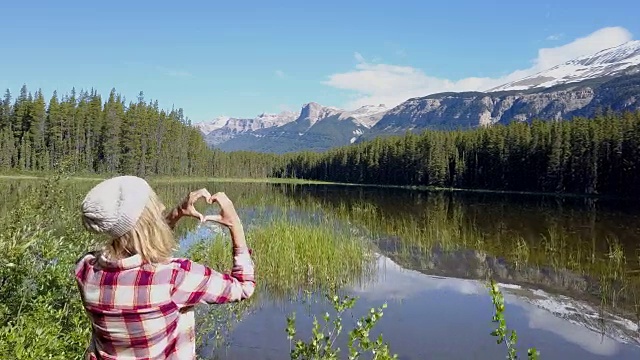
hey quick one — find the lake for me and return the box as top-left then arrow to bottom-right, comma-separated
2,178 -> 639,359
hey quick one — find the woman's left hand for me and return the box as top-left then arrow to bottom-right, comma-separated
178,188 -> 213,221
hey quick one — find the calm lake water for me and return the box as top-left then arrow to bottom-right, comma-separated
3,179 -> 640,359
194,183 -> 640,359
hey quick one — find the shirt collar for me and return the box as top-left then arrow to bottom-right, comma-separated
97,252 -> 144,270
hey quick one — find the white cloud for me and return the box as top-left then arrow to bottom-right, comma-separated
275,70 -> 286,78
348,254 -> 484,302
323,27 -> 633,110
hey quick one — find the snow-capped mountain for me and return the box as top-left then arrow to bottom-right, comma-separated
197,40 -> 640,153
195,111 -> 297,136
221,111 -> 299,133
194,110 -> 298,146
253,111 -> 299,128
195,102 -> 390,151
488,40 -> 640,92
215,102 -> 389,153
359,41 -> 640,142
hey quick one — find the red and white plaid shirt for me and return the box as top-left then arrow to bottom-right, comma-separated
74,247 -> 255,360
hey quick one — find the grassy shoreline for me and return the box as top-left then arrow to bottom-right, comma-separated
0,171 -> 632,201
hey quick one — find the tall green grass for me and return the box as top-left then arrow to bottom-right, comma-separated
187,216 -> 376,301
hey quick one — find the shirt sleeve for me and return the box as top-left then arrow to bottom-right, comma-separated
74,251 -> 98,285
171,247 -> 255,308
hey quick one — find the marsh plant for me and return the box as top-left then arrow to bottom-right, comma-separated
489,279 -> 540,360
183,206 -> 379,356
187,215 -> 376,301
285,293 -> 398,360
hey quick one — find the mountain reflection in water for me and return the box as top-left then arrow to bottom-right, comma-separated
200,251 -> 640,360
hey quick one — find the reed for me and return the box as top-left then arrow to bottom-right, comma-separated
187,213 -> 377,301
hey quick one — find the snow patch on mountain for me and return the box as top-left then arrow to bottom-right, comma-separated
339,104 -> 389,127
489,40 -> 640,92
254,111 -> 299,127
194,116 -> 230,134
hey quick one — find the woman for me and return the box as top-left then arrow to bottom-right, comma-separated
75,175 -> 255,360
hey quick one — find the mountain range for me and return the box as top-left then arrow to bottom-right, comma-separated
195,40 -> 640,153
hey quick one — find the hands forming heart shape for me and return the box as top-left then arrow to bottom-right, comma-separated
178,188 -> 241,228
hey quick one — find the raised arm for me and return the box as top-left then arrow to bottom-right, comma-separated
203,192 -> 247,249
171,192 -> 256,306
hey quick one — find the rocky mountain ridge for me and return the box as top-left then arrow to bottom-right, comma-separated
195,40 -> 640,153
212,102 -> 388,153
360,69 -> 640,142
196,102 -> 388,151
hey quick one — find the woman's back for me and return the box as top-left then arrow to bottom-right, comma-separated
76,176 -> 255,359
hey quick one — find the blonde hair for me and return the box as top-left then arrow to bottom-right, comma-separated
104,191 -> 177,264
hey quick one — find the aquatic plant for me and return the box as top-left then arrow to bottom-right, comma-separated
285,293 -> 397,360
489,279 -> 540,360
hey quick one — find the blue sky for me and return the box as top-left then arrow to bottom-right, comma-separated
1,0 -> 639,123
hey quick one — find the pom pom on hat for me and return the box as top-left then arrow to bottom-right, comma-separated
81,175 -> 153,238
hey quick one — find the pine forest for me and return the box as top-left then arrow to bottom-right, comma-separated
2,85 -> 640,198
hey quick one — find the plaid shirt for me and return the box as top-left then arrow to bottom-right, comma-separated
74,247 -> 255,360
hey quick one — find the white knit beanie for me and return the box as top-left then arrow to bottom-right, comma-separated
81,175 -> 153,238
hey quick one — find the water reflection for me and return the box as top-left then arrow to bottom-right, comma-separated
360,255 -> 639,355
201,252 -> 640,360
178,193 -> 640,358
279,184 -> 640,318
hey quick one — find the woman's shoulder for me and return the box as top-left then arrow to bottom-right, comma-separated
168,257 -> 199,269
167,257 -> 214,276
74,250 -> 102,283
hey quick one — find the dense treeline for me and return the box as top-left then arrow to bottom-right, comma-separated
4,84 -> 640,197
275,111 -> 640,197
0,85 -> 280,178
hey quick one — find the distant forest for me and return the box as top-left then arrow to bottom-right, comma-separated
2,85 -> 640,197
278,110 -> 640,197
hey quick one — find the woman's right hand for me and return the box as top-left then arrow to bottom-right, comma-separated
204,192 -> 242,228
